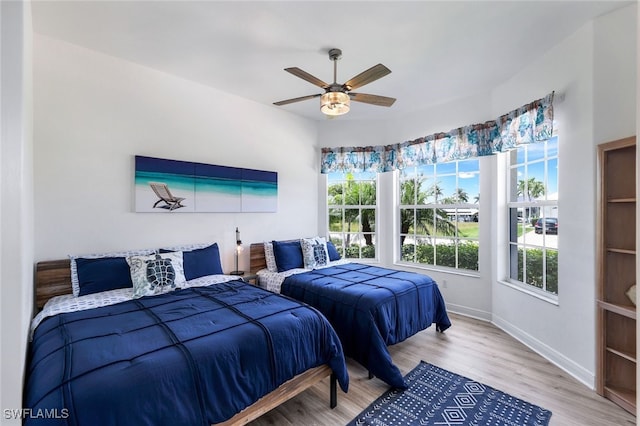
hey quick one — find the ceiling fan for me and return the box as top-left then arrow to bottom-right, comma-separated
274,48 -> 396,117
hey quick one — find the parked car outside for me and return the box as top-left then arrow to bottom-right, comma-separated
535,217 -> 558,234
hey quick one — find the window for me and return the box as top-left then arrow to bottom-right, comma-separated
327,172 -> 377,260
399,159 -> 480,271
507,136 -> 558,295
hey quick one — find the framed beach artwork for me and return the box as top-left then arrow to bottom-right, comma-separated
134,156 -> 278,213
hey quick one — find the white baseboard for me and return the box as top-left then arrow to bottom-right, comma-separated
492,313 -> 594,389
447,303 -> 492,322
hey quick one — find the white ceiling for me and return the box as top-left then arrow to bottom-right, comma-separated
31,1 -> 632,122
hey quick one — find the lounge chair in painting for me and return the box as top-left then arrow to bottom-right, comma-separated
149,182 -> 186,211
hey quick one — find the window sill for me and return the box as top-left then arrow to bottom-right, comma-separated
497,279 -> 559,306
393,261 -> 481,279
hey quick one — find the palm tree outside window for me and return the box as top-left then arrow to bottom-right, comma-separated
327,172 -> 377,260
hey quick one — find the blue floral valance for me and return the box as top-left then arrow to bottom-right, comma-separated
320,92 -> 554,173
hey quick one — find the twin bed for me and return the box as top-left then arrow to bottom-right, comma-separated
26,245 -> 348,426
249,239 -> 451,389
26,238 -> 451,425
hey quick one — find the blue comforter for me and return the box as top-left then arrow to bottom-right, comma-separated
25,280 -> 348,425
281,263 -> 451,389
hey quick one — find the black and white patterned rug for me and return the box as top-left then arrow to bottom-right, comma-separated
347,361 -> 552,426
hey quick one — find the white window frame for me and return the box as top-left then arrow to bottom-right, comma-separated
505,135 -> 559,299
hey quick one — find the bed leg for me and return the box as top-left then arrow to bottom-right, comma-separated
330,373 -> 337,409
368,371 -> 374,380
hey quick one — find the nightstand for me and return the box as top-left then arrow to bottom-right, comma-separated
228,273 -> 259,286
242,273 -> 259,286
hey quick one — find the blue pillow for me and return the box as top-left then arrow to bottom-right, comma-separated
326,241 -> 341,261
75,257 -> 133,296
160,243 -> 223,280
272,240 -> 304,272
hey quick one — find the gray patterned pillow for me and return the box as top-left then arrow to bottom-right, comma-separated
128,252 -> 186,298
264,242 -> 278,272
300,237 -> 329,269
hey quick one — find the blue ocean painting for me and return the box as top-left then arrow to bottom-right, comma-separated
241,169 -> 278,212
194,163 -> 243,212
134,156 -> 277,213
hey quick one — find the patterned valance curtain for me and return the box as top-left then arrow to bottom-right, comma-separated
320,92 -> 554,173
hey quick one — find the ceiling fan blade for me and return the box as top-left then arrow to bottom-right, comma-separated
344,64 -> 391,91
284,67 -> 329,89
273,93 -> 322,106
350,93 -> 396,107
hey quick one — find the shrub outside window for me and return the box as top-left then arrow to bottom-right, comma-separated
327,172 -> 377,260
399,159 -> 480,271
507,136 -> 558,295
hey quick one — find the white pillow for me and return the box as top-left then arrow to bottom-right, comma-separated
128,252 -> 187,298
264,242 -> 278,272
69,248 -> 155,297
300,237 -> 329,269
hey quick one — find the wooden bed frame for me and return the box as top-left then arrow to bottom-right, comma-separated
34,259 -> 338,426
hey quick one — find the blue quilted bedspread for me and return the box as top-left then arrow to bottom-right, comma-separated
281,263 -> 451,389
25,280 -> 348,425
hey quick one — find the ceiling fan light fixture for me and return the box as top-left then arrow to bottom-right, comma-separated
320,92 -> 350,116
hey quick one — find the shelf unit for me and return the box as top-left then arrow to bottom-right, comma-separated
596,136 -> 636,415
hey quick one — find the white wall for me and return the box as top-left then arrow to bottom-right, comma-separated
594,5 -> 637,144
1,0 -> 34,422
491,19 -> 598,387
33,35 -> 320,272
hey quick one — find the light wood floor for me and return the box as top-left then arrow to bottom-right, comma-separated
249,313 -> 636,426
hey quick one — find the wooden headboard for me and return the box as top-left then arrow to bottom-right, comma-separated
35,259 -> 73,309
249,243 -> 267,274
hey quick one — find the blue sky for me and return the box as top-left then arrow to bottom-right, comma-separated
514,136 -> 558,198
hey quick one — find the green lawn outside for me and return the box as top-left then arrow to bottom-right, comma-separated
331,221 -> 485,238
457,222 -> 537,238
457,222 -> 479,238
331,221 -> 533,239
